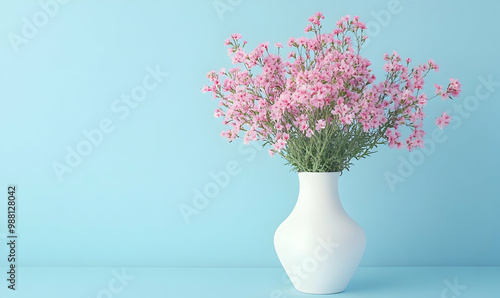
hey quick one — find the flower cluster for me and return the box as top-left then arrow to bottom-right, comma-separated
203,13 -> 461,172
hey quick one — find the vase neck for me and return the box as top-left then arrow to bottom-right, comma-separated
295,172 -> 346,214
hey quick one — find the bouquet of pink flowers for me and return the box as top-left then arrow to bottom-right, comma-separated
203,13 -> 461,172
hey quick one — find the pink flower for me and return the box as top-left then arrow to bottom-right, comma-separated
231,48 -> 247,64
434,84 -> 443,95
447,78 -> 462,97
307,12 -> 323,26
214,109 -> 223,118
299,122 -> 308,132
315,119 -> 326,131
352,15 -> 367,30
314,12 -> 325,19
205,13 -> 462,160
231,33 -> 242,40
273,138 -> 287,151
340,114 -> 353,125
418,93 -> 427,106
436,111 -> 451,129
297,114 -> 308,122
428,59 -> 439,72
202,85 -> 211,93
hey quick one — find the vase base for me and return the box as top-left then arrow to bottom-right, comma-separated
295,287 -> 346,295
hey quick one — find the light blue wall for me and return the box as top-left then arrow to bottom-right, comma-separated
0,0 -> 498,268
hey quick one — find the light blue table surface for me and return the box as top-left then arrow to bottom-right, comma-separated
0,266 -> 498,298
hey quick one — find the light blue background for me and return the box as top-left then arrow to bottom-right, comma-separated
0,0 -> 498,270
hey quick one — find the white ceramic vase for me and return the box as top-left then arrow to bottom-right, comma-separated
274,172 -> 366,294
